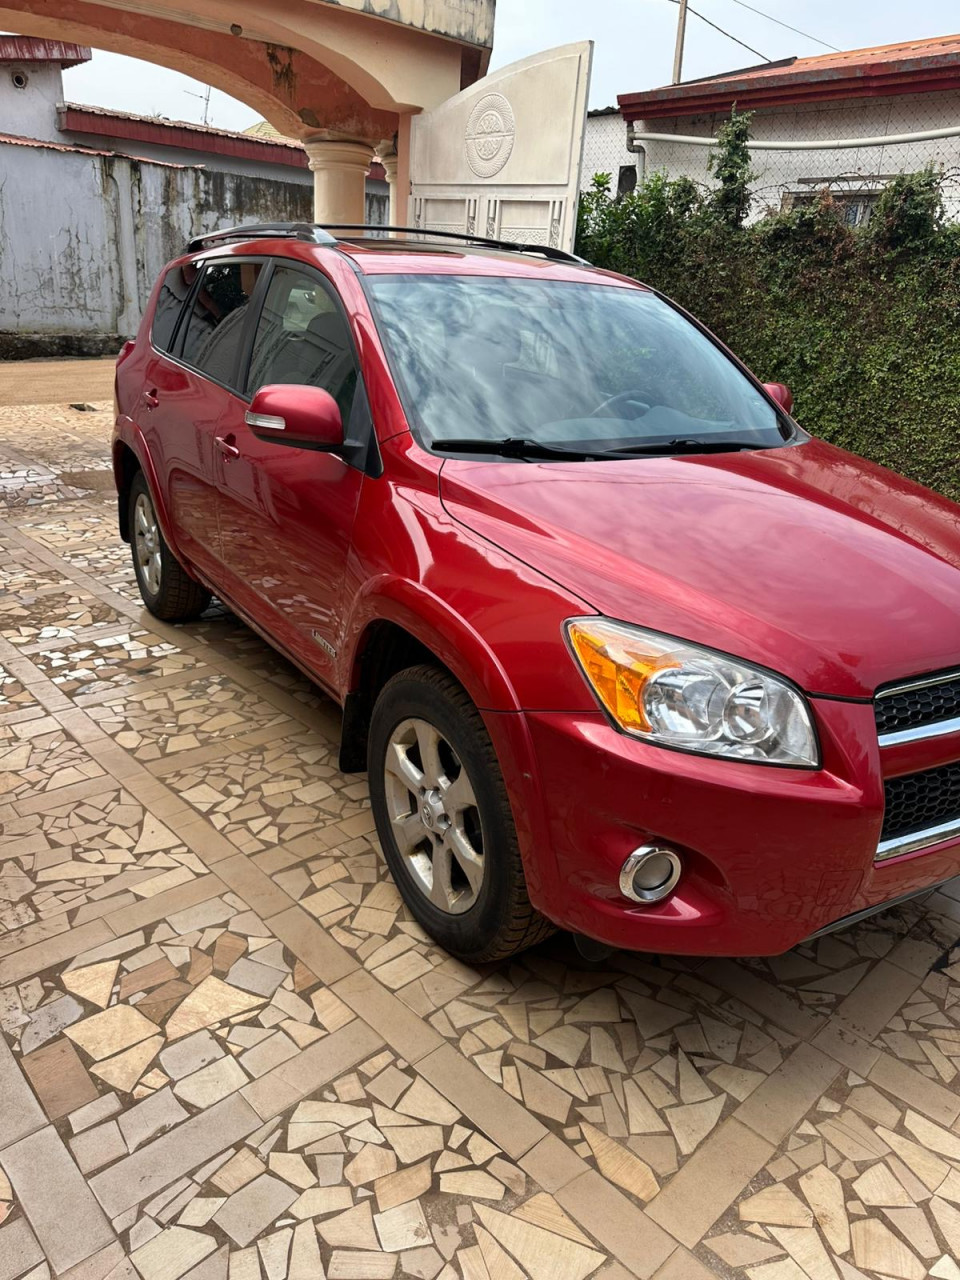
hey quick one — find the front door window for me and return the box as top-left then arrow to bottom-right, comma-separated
246,266 -> 358,427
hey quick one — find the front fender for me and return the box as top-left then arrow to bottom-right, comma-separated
341,573 -> 521,713
341,575 -> 560,913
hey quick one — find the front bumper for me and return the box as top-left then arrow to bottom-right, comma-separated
511,697 -> 960,956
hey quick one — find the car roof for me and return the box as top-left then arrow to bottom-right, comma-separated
181,224 -> 643,288
331,238 -> 622,282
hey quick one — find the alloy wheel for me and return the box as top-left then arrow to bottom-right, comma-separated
383,717 -> 485,915
133,491 -> 162,595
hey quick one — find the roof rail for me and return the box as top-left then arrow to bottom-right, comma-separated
186,223 -> 337,254
185,222 -> 590,266
317,224 -> 590,266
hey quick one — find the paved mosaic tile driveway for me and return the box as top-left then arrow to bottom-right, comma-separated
2,394 -> 960,1280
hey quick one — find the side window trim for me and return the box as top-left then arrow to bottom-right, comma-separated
235,258 -> 277,401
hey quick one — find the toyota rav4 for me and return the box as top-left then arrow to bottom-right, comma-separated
113,222 -> 960,963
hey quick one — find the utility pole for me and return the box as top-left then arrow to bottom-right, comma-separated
672,0 -> 689,84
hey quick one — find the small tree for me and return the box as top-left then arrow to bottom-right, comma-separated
709,106 -> 755,228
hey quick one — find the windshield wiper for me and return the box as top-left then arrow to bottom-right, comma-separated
433,436 -> 769,460
609,438 -> 769,456
432,437 -> 608,461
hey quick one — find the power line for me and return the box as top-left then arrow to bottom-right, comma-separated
720,0 -> 840,53
671,0 -> 773,64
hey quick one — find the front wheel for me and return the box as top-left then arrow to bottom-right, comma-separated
368,665 -> 553,963
129,472 -> 210,622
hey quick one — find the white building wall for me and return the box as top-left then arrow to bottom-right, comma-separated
581,110 -> 637,191
0,61 -> 66,142
0,143 -> 315,354
634,89 -> 960,221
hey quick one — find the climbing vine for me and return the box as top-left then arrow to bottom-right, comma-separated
577,114 -> 960,500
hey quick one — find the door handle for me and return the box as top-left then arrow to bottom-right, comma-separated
215,434 -> 240,459
143,388 -> 160,408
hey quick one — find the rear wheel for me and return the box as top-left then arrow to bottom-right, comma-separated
129,472 -> 210,622
368,665 -> 553,963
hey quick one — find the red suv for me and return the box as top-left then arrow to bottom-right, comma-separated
114,222 -> 960,963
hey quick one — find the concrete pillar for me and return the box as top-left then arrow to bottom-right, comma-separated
379,149 -> 399,226
304,138 -> 374,225
396,115 -> 413,228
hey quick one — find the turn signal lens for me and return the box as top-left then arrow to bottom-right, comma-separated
566,622 -> 679,733
566,618 -> 819,768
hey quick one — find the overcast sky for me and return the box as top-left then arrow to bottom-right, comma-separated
60,0 -> 960,133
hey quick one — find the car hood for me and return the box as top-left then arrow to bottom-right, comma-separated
439,438 -> 960,699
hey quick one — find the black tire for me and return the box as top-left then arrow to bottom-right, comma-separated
129,472 -> 211,622
368,664 -> 554,963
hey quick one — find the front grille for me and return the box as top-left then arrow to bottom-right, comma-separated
883,761 -> 960,843
876,670 -> 960,739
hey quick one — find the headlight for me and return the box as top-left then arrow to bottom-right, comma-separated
566,618 -> 819,768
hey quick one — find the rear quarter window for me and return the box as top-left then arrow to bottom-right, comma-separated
151,263 -> 197,354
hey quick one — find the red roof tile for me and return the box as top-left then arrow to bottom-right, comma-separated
619,32 -> 960,120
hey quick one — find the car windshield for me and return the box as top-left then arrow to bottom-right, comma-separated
366,274 -> 792,456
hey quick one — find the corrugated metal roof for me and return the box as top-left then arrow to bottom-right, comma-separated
620,31 -> 960,121
0,131 -> 188,168
61,103 -> 305,151
0,36 -> 90,68
731,33 -> 960,79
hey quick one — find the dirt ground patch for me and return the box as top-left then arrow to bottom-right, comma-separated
0,357 -> 116,407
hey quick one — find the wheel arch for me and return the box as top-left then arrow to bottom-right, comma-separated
337,583 -> 521,774
112,429 -> 190,571
113,439 -> 141,543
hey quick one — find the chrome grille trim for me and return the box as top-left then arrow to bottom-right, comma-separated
876,667 -> 960,746
878,715 -> 960,747
876,814 -> 960,862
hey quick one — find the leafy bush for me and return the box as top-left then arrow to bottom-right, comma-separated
577,118 -> 960,501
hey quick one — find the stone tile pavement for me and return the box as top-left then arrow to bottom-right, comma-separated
2,390 -> 960,1280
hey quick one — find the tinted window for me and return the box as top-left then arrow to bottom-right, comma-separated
152,263 -> 199,353
368,275 -> 790,453
180,261 -> 262,387
247,267 -> 358,425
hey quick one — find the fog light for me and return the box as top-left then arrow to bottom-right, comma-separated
619,845 -> 682,904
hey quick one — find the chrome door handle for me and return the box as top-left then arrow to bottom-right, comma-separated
143,388 -> 160,408
215,435 -> 240,459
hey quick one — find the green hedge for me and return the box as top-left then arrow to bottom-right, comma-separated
576,124 -> 960,501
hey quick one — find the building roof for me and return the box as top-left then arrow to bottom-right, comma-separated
59,104 -> 310,169
0,35 -> 91,68
0,130 -> 186,167
619,32 -> 960,121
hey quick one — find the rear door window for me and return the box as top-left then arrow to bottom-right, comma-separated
246,266 -> 358,427
180,261 -> 263,389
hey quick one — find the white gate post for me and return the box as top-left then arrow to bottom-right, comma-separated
409,43 -> 593,254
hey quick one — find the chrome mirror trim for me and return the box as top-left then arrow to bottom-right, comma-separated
245,411 -> 286,431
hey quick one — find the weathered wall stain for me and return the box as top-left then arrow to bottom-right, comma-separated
317,0 -> 495,46
265,44 -> 298,100
0,146 -> 316,358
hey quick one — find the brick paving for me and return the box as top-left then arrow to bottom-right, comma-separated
2,385 -> 960,1280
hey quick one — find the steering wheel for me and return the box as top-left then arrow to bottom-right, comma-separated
589,390 -> 652,420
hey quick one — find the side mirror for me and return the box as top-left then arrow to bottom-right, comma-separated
763,382 -> 794,414
245,384 -> 344,451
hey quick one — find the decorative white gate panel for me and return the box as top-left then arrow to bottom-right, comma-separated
409,42 -> 593,253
